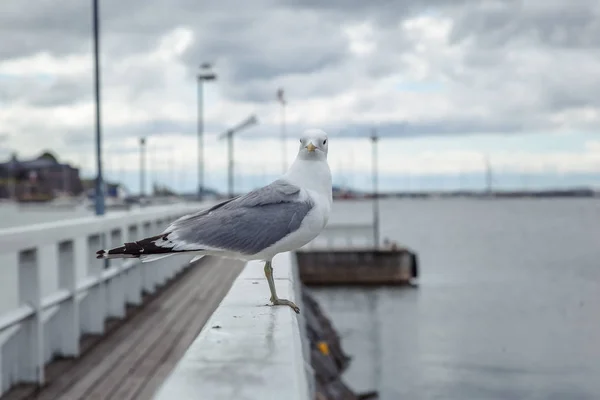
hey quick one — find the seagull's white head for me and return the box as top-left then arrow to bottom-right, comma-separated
297,129 -> 328,161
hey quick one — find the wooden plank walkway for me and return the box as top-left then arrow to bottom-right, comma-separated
1,256 -> 244,400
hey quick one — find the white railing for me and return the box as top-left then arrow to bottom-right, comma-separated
301,222 -> 375,250
154,251 -> 314,400
0,202 -> 203,396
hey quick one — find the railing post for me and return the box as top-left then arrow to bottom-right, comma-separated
0,252 -> 18,316
154,219 -> 167,286
17,248 -> 44,385
38,243 -> 59,365
58,240 -> 80,357
126,224 -> 142,306
107,228 -> 125,318
0,252 -> 19,394
0,344 -> 3,395
141,222 -> 154,294
84,234 -> 106,334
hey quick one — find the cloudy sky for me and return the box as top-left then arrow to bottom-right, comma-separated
1,0 -> 600,193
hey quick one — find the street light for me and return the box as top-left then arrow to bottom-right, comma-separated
218,114 -> 259,198
197,63 -> 217,201
92,0 -> 104,216
140,137 -> 146,200
370,129 -> 380,249
276,88 -> 287,173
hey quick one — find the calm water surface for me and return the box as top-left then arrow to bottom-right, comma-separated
313,198 -> 600,400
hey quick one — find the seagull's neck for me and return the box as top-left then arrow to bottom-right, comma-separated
283,157 -> 332,201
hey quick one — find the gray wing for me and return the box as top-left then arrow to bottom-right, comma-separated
164,179 -> 314,255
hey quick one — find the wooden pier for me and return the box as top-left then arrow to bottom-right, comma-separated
1,256 -> 243,400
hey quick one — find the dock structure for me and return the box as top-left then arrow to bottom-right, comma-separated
297,248 -> 418,286
0,202 -> 418,399
299,222 -> 419,286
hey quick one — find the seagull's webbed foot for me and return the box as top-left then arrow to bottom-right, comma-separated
264,260 -> 301,314
270,296 -> 300,314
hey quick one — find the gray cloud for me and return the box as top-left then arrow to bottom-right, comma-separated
0,74 -> 92,107
2,0 -> 600,150
177,10 -> 354,101
449,0 -> 600,48
0,0 -> 92,60
62,119 -> 232,147
31,78 -> 92,107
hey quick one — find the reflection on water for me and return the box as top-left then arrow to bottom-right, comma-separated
312,198 -> 600,400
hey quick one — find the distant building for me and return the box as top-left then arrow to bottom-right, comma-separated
0,151 -> 83,201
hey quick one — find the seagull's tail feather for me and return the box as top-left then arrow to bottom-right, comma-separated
139,253 -> 176,263
95,233 -> 190,262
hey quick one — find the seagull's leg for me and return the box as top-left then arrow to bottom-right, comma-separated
264,260 -> 300,314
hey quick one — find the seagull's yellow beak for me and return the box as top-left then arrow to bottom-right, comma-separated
306,142 -> 316,152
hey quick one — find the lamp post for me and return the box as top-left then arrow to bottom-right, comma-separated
277,88 -> 287,173
197,63 -> 217,201
140,137 -> 146,201
218,115 -> 259,199
370,129 -> 380,249
92,0 -> 104,216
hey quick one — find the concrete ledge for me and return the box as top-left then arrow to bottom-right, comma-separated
154,252 -> 311,400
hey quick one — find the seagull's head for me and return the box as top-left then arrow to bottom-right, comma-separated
297,129 -> 328,161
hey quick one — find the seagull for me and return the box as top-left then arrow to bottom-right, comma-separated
96,129 -> 332,314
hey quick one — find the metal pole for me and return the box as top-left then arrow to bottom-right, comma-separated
371,130 -> 380,249
218,114 -> 257,198
228,131 -> 234,199
196,63 -> 216,200
281,100 -> 287,173
92,0 -> 104,216
169,147 -> 175,195
140,137 -> 146,199
277,88 -> 287,173
197,79 -> 204,200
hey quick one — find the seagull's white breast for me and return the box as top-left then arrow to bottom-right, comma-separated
252,157 -> 332,261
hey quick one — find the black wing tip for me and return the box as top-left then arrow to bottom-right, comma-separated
95,234 -> 176,260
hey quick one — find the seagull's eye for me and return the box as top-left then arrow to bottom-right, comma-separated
323,139 -> 327,145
